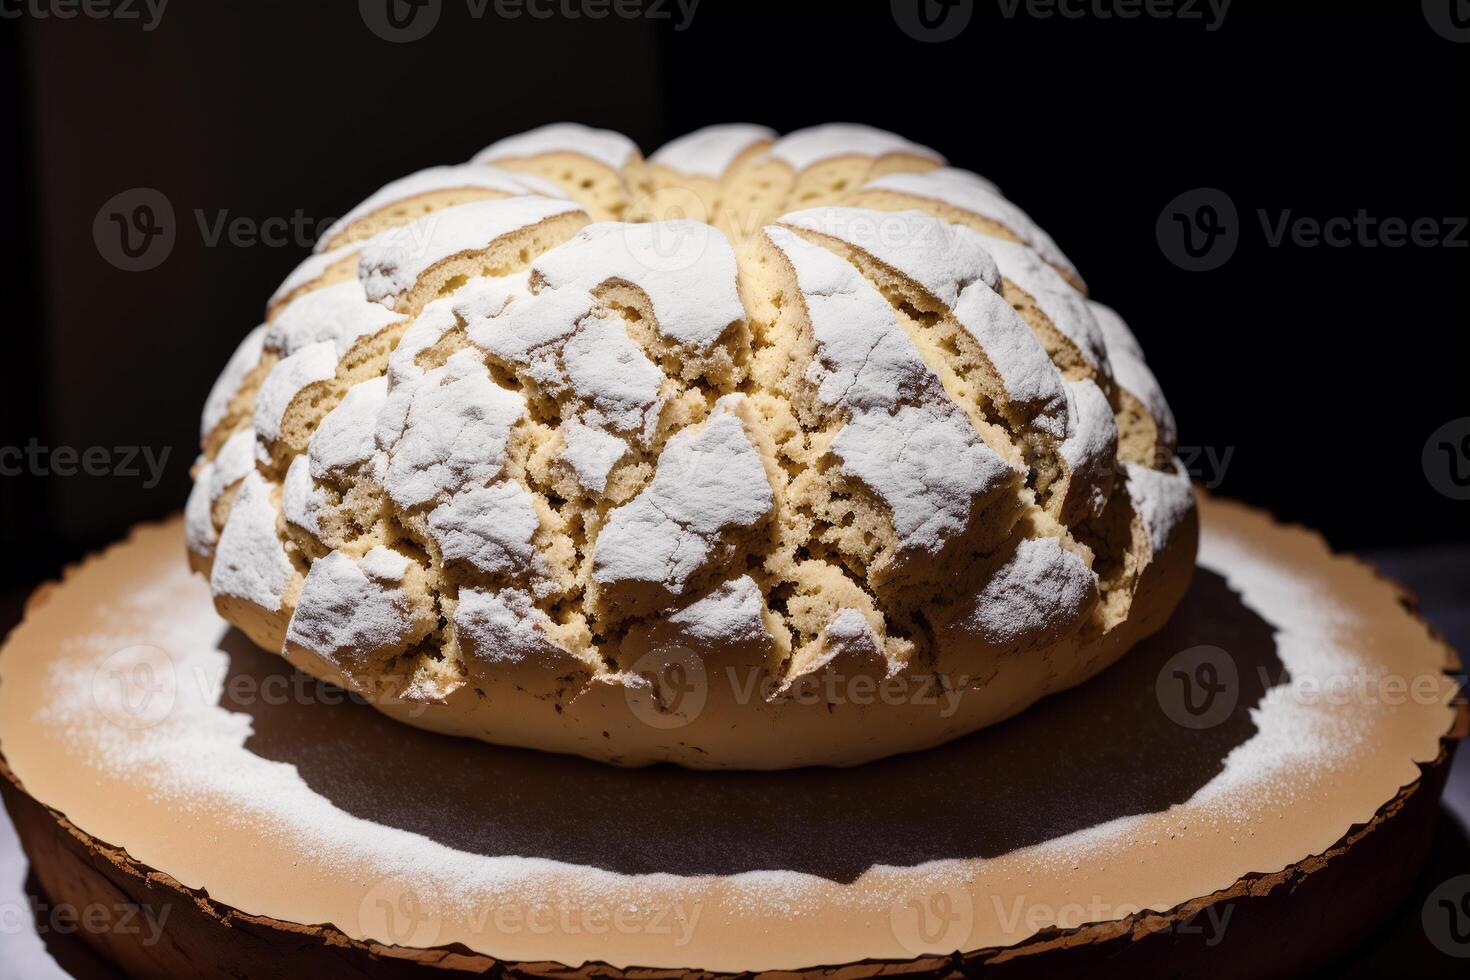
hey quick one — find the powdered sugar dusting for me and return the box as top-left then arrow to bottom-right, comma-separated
252,341 -> 338,448
210,472 -> 294,612
817,609 -> 888,671
861,168 -> 1079,284
317,164 -> 568,252
265,279 -> 404,359
1059,378 -> 1119,518
649,123 -> 776,179
557,418 -> 628,493
379,348 -> 525,510
951,278 -> 1069,438
282,454 -> 327,538
985,238 -> 1110,376
1090,301 -> 1177,449
286,549 -> 418,662
1185,523 -> 1384,817
208,429 -> 257,504
561,314 -> 666,433
763,124 -> 943,171
309,376 -> 389,478
270,247 -> 353,311
667,575 -> 769,645
183,458 -> 217,556
532,220 -> 745,350
767,225 -> 1015,555
471,123 -> 639,171
200,325 -> 266,441
593,397 -> 774,597
778,207 -> 999,307
428,482 -> 544,582
948,536 -> 1098,646
359,196 -> 582,305
831,406 -> 1013,555
1125,460 -> 1194,557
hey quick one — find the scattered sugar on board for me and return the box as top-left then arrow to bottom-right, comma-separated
34,511 -> 1392,923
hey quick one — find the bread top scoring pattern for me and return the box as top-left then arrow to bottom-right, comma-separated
187,123 -> 1192,760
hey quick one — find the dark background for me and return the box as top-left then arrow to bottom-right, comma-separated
0,1 -> 1466,592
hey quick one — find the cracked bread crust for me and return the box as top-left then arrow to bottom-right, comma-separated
185,123 -> 1196,769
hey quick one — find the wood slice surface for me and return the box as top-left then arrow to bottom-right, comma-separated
0,495 -> 1462,978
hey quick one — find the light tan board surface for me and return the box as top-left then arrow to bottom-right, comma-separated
0,496 -> 1457,971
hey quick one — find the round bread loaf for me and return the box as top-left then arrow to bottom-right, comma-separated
186,122 -> 1196,768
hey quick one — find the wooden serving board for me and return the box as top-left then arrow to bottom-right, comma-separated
0,496 -> 1462,977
